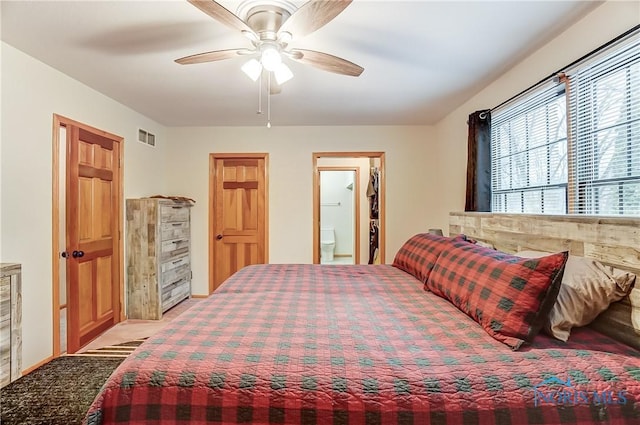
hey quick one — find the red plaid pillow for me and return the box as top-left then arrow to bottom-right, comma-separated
427,242 -> 568,349
392,233 -> 470,283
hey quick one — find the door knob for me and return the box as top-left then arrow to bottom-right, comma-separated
61,251 -> 69,258
216,234 -> 223,240
72,250 -> 85,258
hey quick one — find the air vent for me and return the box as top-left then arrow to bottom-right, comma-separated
138,128 -> 156,147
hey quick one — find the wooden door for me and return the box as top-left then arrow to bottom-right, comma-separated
210,154 -> 268,292
66,124 -> 121,353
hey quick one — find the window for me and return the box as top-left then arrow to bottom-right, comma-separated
490,29 -> 640,216
491,84 -> 568,214
568,35 -> 640,215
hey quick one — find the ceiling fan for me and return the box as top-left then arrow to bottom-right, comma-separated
175,0 -> 364,89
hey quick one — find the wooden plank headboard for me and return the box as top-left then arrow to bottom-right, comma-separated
449,212 -> 640,349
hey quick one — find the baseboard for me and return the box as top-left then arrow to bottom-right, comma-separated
191,294 -> 209,299
22,355 -> 54,375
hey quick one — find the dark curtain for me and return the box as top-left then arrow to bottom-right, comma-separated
465,110 -> 491,211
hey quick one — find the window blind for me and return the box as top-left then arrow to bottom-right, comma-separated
567,32 -> 640,215
490,82 -> 567,214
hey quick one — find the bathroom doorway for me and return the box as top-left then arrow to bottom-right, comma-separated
312,152 -> 385,264
318,167 -> 360,264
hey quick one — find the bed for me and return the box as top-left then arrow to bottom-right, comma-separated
85,213 -> 640,424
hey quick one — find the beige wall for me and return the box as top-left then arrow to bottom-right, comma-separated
165,125 -> 437,295
0,42 -> 168,370
432,1 -> 640,234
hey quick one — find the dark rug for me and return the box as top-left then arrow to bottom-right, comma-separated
0,340 -> 144,425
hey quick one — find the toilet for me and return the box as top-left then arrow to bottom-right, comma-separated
320,227 -> 336,262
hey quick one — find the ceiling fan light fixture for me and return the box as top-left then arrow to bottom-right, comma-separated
277,31 -> 293,45
241,58 -> 262,81
274,62 -> 293,85
241,29 -> 259,44
260,45 -> 282,71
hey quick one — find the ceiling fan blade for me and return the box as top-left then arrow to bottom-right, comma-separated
289,49 -> 363,76
278,0 -> 352,40
187,0 -> 256,35
175,48 -> 248,65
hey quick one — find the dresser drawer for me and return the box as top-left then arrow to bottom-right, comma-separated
161,280 -> 190,312
160,255 -> 190,274
160,205 -> 190,223
0,358 -> 9,388
160,239 -> 189,262
0,280 -> 9,324
160,221 -> 189,241
161,276 -> 189,301
161,263 -> 190,288
0,319 -> 10,387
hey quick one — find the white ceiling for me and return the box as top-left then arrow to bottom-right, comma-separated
1,0 -> 599,127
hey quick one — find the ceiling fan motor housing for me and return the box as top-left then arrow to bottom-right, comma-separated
237,0 -> 298,41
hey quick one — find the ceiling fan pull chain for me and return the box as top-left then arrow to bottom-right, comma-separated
267,73 -> 272,129
257,71 -> 263,115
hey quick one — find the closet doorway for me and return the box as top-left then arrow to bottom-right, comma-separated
312,152 -> 385,264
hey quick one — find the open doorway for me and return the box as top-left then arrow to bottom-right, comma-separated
312,152 -> 385,264
318,167 -> 360,264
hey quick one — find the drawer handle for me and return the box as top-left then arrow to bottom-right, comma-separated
172,259 -> 183,264
172,240 -> 185,244
170,278 -> 182,286
172,223 -> 182,227
171,206 -> 182,209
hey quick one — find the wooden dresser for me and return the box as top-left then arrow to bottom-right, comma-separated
126,198 -> 192,319
1,263 -> 22,388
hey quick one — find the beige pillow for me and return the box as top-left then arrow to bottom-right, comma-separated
517,251 -> 636,341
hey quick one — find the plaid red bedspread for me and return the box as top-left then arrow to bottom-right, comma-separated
85,264 -> 640,424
